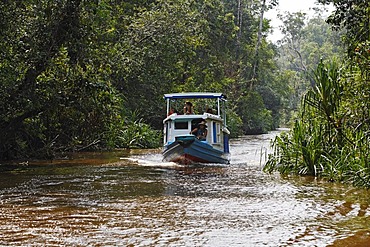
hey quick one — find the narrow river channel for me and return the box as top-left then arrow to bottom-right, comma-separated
1,130 -> 370,246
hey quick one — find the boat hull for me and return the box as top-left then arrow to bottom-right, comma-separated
163,135 -> 230,165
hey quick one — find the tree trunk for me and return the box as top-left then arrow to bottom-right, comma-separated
236,0 -> 243,58
251,0 -> 266,88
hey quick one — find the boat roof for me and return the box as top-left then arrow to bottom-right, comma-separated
164,92 -> 226,100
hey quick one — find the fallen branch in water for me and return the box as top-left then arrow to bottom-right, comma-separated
77,140 -> 101,151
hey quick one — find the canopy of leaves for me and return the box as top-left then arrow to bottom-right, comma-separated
318,0 -> 370,56
0,0 -> 289,159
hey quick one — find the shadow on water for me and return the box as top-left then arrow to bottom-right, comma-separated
1,129 -> 370,246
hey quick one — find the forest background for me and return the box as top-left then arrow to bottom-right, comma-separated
0,0 -> 363,169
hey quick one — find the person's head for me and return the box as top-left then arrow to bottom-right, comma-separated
198,121 -> 207,128
185,101 -> 192,108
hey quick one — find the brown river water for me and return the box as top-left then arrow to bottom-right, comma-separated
1,130 -> 370,246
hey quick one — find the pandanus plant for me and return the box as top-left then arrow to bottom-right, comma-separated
265,60 -> 343,176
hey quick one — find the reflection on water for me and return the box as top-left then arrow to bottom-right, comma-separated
1,130 -> 370,246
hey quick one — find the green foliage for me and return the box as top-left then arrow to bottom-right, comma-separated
106,111 -> 161,149
318,0 -> 370,57
257,85 -> 281,129
266,2 -> 370,188
0,0 -> 162,159
0,0 -> 293,160
264,118 -> 325,176
275,10 -> 344,126
265,59 -> 370,187
226,109 -> 243,138
237,91 -> 273,134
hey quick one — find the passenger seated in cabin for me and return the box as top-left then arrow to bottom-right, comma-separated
190,121 -> 208,140
183,101 -> 194,115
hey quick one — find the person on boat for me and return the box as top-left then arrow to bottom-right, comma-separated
168,107 -> 177,116
183,101 -> 194,115
190,121 -> 208,140
205,105 -> 214,114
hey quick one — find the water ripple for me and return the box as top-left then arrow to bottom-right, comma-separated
1,130 -> 370,246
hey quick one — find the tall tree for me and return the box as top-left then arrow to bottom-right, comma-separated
276,10 -> 343,117
0,0 -> 126,158
318,0 -> 370,56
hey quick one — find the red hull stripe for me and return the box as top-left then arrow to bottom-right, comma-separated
170,153 -> 209,165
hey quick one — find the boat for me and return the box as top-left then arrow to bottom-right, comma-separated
162,92 -> 230,165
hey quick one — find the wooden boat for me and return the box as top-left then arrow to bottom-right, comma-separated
162,92 -> 230,165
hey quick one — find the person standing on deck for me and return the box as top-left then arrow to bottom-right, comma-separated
183,101 -> 194,115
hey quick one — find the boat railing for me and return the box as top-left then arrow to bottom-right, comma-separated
163,113 -> 222,123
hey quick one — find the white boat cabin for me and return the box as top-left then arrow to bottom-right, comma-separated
163,93 -> 229,152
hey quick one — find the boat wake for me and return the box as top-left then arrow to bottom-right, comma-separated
119,157 -> 181,168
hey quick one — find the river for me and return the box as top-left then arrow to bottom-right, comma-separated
0,130 -> 370,246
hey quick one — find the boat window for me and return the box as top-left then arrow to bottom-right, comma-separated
216,123 -> 221,143
212,122 -> 221,143
174,121 -> 188,129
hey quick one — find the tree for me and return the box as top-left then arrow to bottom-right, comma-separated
0,0 -> 285,159
0,1 -> 140,159
318,0 -> 370,56
266,1 -> 370,188
275,10 -> 344,123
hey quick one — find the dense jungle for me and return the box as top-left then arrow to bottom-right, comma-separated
0,0 -> 369,187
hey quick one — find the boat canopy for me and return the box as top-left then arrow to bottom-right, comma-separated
164,92 -> 227,100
